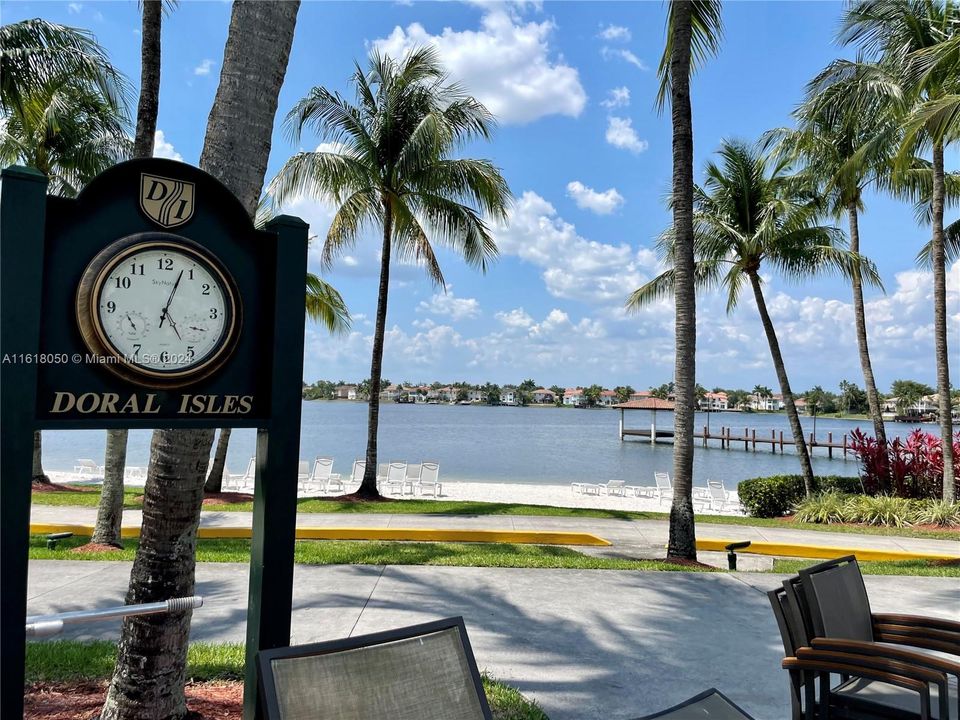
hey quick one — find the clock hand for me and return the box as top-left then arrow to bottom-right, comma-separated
188,326 -> 206,332
158,269 -> 184,327
125,313 -> 137,331
164,311 -> 183,341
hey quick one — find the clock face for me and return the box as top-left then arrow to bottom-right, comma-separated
77,233 -> 241,386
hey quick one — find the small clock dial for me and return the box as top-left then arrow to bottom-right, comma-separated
77,233 -> 241,386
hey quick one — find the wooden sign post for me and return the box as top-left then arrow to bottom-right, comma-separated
0,159 -> 308,719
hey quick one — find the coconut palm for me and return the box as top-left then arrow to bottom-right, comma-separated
838,0 -> 958,501
100,3 -> 301,718
627,140 -> 882,497
768,65 -> 898,464
655,0 -> 723,560
269,47 -> 512,498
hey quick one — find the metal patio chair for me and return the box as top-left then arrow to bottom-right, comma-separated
631,688 -> 755,719
256,617 -> 492,720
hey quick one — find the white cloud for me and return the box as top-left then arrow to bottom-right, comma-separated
600,86 -> 630,109
495,308 -> 534,329
417,289 -> 481,320
373,7 -> 586,124
491,190 -> 656,304
152,130 -> 182,161
605,117 -> 648,154
600,46 -> 648,71
566,181 -> 624,215
193,59 -> 215,76
598,24 -> 631,42
68,3 -> 82,14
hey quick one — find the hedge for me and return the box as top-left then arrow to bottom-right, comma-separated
738,474 -> 863,518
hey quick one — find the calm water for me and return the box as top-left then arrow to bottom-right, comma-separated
41,402 -> 936,487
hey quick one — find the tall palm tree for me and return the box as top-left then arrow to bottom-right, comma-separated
628,140 -> 882,497
100,3 -> 301,718
269,47 -> 512,499
838,0 -> 958,502
654,0 -> 723,560
768,64 -> 898,467
1,19 -> 131,485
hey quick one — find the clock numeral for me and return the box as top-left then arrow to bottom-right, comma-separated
132,344 -> 141,357
106,301 -> 116,313
157,258 -> 174,271
209,308 -> 219,319
160,351 -> 170,363
202,283 -> 211,295
187,346 -> 195,361
130,263 -> 144,275
188,269 -> 194,280
114,277 -> 131,289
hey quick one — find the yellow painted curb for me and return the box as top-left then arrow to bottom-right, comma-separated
697,538 -> 959,563
31,523 -> 611,547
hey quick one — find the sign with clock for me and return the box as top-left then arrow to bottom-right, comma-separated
1,159 -> 309,719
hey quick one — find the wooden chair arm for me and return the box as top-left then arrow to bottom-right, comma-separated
810,637 -> 960,676
796,647 -> 947,687
871,619 -> 960,657
873,613 -> 960,634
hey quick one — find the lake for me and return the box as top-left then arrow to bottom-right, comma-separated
40,402 -> 935,487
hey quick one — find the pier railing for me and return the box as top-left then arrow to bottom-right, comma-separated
621,426 -> 852,458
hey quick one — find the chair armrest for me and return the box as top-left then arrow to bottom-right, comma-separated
809,637 -> 960,676
796,647 -> 947,687
873,614 -> 960,634
872,616 -> 960,656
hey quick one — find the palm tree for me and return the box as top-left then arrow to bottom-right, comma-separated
100,3 -> 301,718
768,65 -> 898,463
838,0 -> 959,502
1,19 -> 131,486
628,140 -> 882,497
655,0 -> 723,560
269,47 -> 512,498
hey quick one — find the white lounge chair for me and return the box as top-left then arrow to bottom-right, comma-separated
598,480 -> 628,496
229,457 -> 256,492
704,479 -> 742,513
307,457 -> 343,495
296,460 -> 311,496
346,459 -> 366,490
124,466 -> 146,482
375,463 -> 389,491
571,481 -> 601,495
74,458 -> 103,476
404,463 -> 422,496
416,462 -> 441,497
653,471 -> 673,506
382,462 -> 407,495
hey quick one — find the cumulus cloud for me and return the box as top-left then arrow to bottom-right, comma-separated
152,130 -> 182,161
496,308 -> 534,329
600,86 -> 630,109
491,190 -> 656,304
605,117 -> 648,153
417,289 -> 481,320
598,24 -> 631,42
193,59 -> 215,76
373,7 -> 586,124
600,46 -> 648,71
566,181 -> 625,215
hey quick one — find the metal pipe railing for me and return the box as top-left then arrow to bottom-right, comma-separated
26,596 -> 203,638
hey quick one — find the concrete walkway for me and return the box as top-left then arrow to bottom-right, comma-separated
27,559 -> 960,720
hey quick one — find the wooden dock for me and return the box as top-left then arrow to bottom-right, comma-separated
621,426 -> 852,459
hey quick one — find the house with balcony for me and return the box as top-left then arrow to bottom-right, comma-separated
563,388 -> 584,406
379,384 -> 401,402
532,388 -> 555,404
500,386 -> 518,405
335,384 -> 358,400
700,391 -> 728,411
599,390 -> 619,407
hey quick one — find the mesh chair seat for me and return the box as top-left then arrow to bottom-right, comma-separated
834,675 -> 958,720
632,688 -> 755,719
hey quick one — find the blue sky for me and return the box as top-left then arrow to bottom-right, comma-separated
8,0 -> 958,392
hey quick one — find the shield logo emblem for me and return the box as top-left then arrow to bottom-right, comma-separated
140,174 -> 195,228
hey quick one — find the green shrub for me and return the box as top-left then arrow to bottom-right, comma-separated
738,475 -> 861,518
843,495 -> 917,527
913,499 -> 960,527
792,491 -> 851,524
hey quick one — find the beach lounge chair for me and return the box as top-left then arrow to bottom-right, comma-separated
598,480 -> 628,496
571,481 -> 601,495
382,461 -> 407,495
631,688 -> 755,719
256,617 -> 492,720
296,460 -> 311,495
769,578 -> 955,720
705,479 -> 732,512
376,463 -> 389,491
416,462 -> 442,497
73,458 -> 103,476
229,458 -> 256,492
346,459 -> 365,490
123,466 -> 146,482
404,462 -> 422,496
649,472 -> 673,505
307,457 -> 343,495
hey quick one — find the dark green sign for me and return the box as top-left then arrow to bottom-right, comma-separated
1,159 -> 308,719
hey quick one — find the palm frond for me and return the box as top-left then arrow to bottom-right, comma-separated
305,273 -> 351,334
915,218 -> 960,267
657,0 -> 724,111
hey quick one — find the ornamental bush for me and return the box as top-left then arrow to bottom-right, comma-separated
849,428 -> 959,499
738,475 -> 861,518
792,493 -> 960,527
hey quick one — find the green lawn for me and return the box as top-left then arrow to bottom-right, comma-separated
31,485 -> 958,540
772,558 -> 960,577
29,534 -> 714,571
25,640 -> 548,720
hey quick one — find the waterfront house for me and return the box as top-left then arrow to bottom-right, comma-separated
599,390 -> 619,407
500,386 -> 518,405
563,388 -> 584,407
467,388 -> 485,403
532,388 -> 555,404
748,392 -> 783,411
380,384 -> 401,402
700,391 -> 728,411
629,390 -> 652,402
335,384 -> 358,400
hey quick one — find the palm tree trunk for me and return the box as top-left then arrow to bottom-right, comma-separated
847,204 -> 888,483
667,0 -> 696,560
931,142 -> 955,503
748,272 -> 816,496
204,428 -> 231,494
91,429 -> 127,548
32,430 -> 49,484
358,200 -> 393,499
102,3 -> 300,718
100,429 -> 214,720
132,0 -> 161,159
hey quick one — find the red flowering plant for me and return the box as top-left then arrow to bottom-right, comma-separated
848,428 -> 959,499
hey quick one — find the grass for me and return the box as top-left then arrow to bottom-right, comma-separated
29,534 -> 714,571
25,640 -> 548,719
772,558 -> 960,578
31,486 -> 958,539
